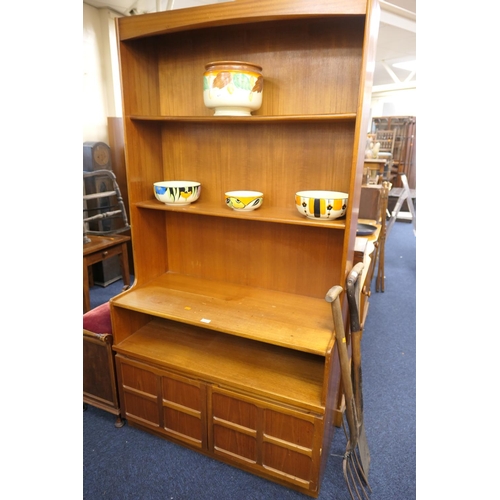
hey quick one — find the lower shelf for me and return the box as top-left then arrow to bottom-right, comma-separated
111,272 -> 334,355
113,317 -> 326,413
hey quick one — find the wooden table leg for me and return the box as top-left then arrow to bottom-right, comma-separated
83,258 -> 91,313
120,242 -> 130,289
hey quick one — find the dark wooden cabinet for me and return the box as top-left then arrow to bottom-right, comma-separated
110,0 -> 379,496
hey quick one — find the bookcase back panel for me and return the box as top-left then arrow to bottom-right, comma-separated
154,17 -> 365,116
160,121 -> 355,208
165,212 -> 343,298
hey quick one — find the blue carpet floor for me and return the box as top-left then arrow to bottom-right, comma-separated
83,220 -> 416,499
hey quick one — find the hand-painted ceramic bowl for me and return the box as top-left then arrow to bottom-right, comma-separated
295,190 -> 348,220
225,191 -> 264,211
203,61 -> 264,116
154,181 -> 201,206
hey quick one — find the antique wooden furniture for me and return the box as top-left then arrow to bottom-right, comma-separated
356,181 -> 391,294
364,158 -> 386,185
375,181 -> 392,292
83,168 -> 132,286
83,169 -> 130,238
83,234 -> 131,312
371,116 -> 416,189
375,129 -> 396,155
354,222 -> 381,324
110,0 -> 379,496
359,184 -> 383,220
83,302 -> 124,428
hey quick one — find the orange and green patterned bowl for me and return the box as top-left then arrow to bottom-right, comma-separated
295,190 -> 348,220
203,61 -> 263,116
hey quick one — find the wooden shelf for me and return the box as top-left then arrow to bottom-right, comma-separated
114,318 -> 325,413
112,272 -> 334,356
117,0 -> 367,41
130,113 -> 357,123
137,200 -> 347,229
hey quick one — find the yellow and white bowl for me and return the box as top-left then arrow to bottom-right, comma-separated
295,190 -> 348,220
154,181 -> 201,206
225,191 -> 264,211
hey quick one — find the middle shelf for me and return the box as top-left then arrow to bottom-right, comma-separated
137,200 -> 347,229
111,272 -> 335,356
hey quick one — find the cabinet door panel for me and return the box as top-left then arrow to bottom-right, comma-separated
211,391 -> 258,462
263,409 -> 315,448
212,392 -> 258,428
121,363 -> 157,393
262,409 -> 317,484
262,442 -> 313,482
162,374 -> 206,449
119,361 -> 160,427
124,392 -> 160,426
213,426 -> 257,463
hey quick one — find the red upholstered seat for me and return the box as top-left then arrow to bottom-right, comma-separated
83,301 -> 123,426
83,302 -> 111,333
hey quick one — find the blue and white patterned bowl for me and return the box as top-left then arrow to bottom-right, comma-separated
154,181 -> 201,206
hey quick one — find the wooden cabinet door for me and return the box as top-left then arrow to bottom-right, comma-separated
117,357 -> 207,449
209,387 -> 323,493
117,358 -> 161,429
161,371 -> 207,450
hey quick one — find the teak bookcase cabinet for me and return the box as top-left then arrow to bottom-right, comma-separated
111,0 -> 379,496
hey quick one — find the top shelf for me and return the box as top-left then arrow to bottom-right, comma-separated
117,0 -> 368,41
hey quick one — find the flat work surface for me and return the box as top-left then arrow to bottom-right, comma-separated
114,318 -> 325,413
83,234 -> 131,313
112,273 -> 334,356
83,234 -> 131,256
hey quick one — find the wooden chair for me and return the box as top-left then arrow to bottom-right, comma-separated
375,129 -> 396,155
83,169 -> 132,312
83,302 -> 124,427
375,181 -> 392,292
83,169 -> 130,241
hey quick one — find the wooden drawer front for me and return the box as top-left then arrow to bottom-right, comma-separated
162,373 -> 206,449
264,409 -> 315,448
119,361 -> 160,427
210,388 -> 322,491
262,409 -> 318,485
262,442 -> 314,483
212,392 -> 258,464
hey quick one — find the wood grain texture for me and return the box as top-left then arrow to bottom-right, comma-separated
112,1 -> 380,496
114,318 -> 325,412
112,272 -> 334,355
117,0 -> 367,41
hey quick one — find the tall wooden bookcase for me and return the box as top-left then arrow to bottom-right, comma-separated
110,0 -> 379,496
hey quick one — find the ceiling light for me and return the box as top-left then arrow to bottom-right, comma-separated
392,60 -> 416,72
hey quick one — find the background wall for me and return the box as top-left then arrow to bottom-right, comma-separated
83,3 -> 122,142
371,88 -> 416,117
